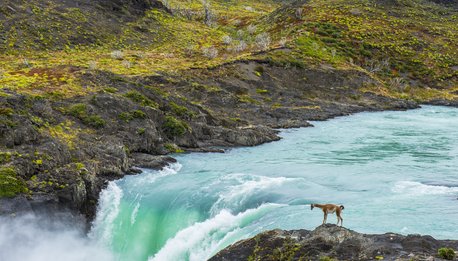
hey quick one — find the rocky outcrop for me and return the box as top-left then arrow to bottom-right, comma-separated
210,224 -> 458,261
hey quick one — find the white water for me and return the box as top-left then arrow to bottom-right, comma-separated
0,214 -> 113,261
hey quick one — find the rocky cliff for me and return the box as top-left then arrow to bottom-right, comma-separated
210,224 -> 458,261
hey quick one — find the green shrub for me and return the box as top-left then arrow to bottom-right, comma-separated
83,115 -> 106,128
162,116 -> 188,138
169,102 -> 193,117
131,110 -> 146,119
124,90 -> 158,108
0,167 -> 27,198
119,112 -> 133,122
67,103 -> 105,128
68,103 -> 87,118
164,143 -> 184,153
438,247 -> 456,260
119,110 -> 146,122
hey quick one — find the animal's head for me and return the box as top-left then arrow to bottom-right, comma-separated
340,205 -> 345,210
311,204 -> 314,210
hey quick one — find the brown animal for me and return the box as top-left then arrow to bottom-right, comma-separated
311,203 -> 344,226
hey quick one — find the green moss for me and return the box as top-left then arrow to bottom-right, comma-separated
33,159 -> 43,165
75,162 -> 85,171
68,103 -> 88,118
254,65 -> 264,77
137,127 -> 146,135
83,115 -> 105,128
238,94 -> 260,104
124,90 -> 158,108
0,152 -> 12,164
256,89 -> 269,94
0,107 -> 14,116
162,116 -> 188,138
438,247 -> 456,260
119,110 -> 146,122
169,101 -> 194,118
0,167 -> 27,198
66,103 -> 105,128
104,87 -> 118,93
164,143 -> 184,153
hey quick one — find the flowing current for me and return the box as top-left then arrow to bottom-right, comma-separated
2,106 -> 458,261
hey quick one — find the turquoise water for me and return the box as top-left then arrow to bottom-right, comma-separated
89,106 -> 458,261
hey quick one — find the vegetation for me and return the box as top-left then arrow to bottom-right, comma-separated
0,167 -> 27,198
124,91 -> 158,108
162,115 -> 188,138
0,0 -> 455,101
66,104 -> 106,128
438,247 -> 456,260
119,110 -> 147,122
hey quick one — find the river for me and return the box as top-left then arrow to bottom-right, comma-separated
1,106 -> 457,261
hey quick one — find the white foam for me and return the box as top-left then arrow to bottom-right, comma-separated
130,201 -> 141,225
133,163 -> 182,186
0,214 -> 114,261
210,174 -> 298,215
392,181 -> 458,195
149,203 -> 282,261
89,182 -> 123,245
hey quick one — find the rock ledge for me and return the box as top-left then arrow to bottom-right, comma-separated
210,224 -> 458,261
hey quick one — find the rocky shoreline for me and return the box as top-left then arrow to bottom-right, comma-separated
210,224 -> 458,261
0,61 -> 424,221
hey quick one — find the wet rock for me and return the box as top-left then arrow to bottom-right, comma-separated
130,153 -> 177,170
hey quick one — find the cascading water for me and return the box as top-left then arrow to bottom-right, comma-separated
88,105 -> 458,261
2,106 -> 457,261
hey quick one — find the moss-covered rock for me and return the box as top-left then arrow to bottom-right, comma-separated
0,167 -> 27,198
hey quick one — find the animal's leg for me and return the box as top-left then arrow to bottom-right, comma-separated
336,213 -> 343,227
323,212 -> 327,224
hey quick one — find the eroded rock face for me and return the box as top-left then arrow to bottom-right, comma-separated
210,224 -> 458,261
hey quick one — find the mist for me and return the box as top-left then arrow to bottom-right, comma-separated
0,214 -> 114,261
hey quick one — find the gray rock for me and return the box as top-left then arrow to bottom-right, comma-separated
210,224 -> 458,261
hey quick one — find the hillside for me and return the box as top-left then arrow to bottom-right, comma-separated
0,0 -> 457,219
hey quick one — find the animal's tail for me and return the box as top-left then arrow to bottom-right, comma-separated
340,205 -> 345,210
